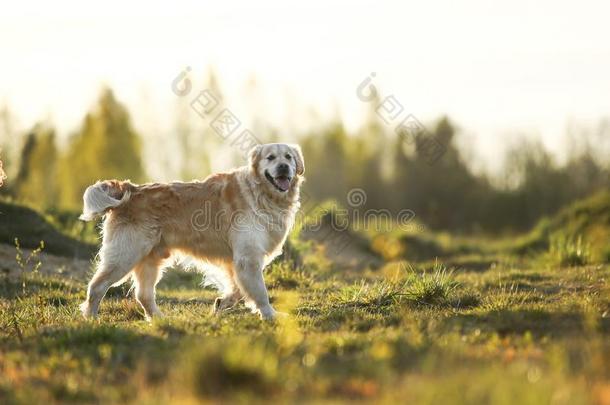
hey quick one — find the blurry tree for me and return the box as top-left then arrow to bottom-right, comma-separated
13,124 -> 59,208
349,99 -> 387,210
301,121 -> 350,201
563,152 -> 608,200
0,105 -> 18,187
299,114 -> 610,233
389,135 -> 412,212
179,69 -> 227,178
59,88 -> 145,209
399,117 -> 490,230
0,75 -> 606,234
175,100 -> 199,180
501,139 -> 568,228
485,135 -> 610,231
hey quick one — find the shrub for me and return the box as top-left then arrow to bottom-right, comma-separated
403,262 -> 460,306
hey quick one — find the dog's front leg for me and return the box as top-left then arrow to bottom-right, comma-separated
232,252 -> 275,320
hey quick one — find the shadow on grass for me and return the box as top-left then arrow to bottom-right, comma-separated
158,296 -> 215,306
442,309 -> 610,337
0,275 -> 80,299
448,259 -> 497,272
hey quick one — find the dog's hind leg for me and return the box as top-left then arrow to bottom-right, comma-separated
133,254 -> 164,320
80,227 -> 153,319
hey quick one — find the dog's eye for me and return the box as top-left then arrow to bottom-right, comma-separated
285,154 -> 292,160
267,155 -> 276,161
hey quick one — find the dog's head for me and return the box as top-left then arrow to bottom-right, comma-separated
248,143 -> 305,196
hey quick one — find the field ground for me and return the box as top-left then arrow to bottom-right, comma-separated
1,194 -> 609,404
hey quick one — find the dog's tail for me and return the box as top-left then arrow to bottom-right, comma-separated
79,180 -> 132,221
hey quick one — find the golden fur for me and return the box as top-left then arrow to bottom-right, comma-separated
79,143 -> 304,320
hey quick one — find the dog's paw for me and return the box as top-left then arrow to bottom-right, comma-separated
145,310 -> 164,322
258,305 -> 277,321
79,301 -> 95,319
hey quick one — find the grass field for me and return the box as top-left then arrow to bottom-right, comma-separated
1,195 -> 609,404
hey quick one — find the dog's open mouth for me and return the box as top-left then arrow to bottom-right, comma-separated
265,171 -> 291,192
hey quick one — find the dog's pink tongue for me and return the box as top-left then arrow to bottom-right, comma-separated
275,177 -> 290,191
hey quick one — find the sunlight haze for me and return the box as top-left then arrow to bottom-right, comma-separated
1,0 -> 609,171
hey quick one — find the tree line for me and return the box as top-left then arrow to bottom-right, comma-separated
1,87 -> 609,233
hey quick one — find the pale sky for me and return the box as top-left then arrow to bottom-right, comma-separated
1,0 -> 609,172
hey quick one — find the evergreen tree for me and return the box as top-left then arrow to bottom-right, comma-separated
60,88 -> 145,208
0,105 -> 17,190
352,99 -> 386,210
301,121 -> 349,201
14,124 -> 59,208
389,135 -> 412,212
178,69 -> 224,179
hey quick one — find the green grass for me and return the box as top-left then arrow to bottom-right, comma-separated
1,194 -> 610,404
1,256 -> 609,404
367,191 -> 610,267
512,190 -> 610,263
547,234 -> 592,267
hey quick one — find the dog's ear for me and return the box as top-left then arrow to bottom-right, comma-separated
290,144 -> 305,176
248,144 -> 263,172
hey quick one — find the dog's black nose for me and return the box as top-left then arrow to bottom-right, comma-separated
277,163 -> 289,172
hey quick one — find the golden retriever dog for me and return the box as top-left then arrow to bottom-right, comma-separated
79,143 -> 304,320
